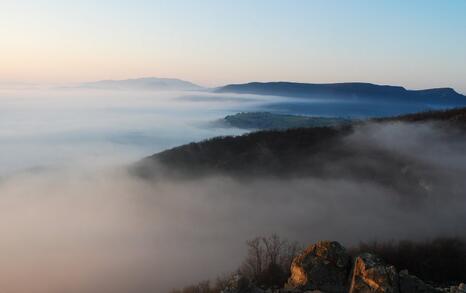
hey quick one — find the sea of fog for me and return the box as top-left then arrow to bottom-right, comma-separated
0,87 -> 449,175
0,88 -> 268,175
1,87 -> 465,293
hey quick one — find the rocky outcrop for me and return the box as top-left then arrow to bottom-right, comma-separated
398,270 -> 440,293
441,283 -> 466,293
286,241 -> 350,293
349,253 -> 399,293
221,241 -> 464,293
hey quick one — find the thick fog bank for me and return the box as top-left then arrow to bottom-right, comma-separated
0,88 -> 258,175
0,122 -> 465,293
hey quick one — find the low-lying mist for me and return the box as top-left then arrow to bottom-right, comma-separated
0,88 -> 260,175
0,121 -> 465,293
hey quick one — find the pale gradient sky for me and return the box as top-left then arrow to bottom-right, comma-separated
1,0 -> 465,91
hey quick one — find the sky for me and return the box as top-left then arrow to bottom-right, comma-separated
1,0 -> 465,91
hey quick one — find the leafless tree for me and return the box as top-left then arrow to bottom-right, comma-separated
240,234 -> 302,287
171,234 -> 302,292
243,237 -> 265,278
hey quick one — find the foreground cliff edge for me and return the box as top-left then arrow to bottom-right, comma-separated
220,241 -> 465,293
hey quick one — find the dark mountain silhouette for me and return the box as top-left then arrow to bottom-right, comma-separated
216,82 -> 466,105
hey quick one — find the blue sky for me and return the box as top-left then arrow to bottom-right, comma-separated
1,0 -> 465,91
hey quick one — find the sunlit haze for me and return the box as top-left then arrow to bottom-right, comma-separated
1,0 -> 465,91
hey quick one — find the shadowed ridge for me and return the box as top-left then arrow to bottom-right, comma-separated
215,81 -> 466,104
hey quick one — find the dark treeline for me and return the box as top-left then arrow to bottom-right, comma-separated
376,107 -> 466,124
140,125 -> 351,178
350,237 -> 466,286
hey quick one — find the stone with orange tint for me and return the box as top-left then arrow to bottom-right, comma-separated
286,241 -> 350,293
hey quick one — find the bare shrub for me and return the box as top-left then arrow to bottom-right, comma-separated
240,234 -> 301,288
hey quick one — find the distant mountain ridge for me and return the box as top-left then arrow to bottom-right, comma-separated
216,82 -> 466,105
80,77 -> 203,91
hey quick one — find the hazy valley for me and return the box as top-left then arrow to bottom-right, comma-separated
1,79 -> 465,292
